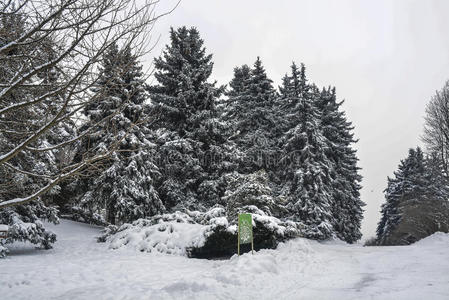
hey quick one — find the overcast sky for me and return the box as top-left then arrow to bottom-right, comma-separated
147,0 -> 449,238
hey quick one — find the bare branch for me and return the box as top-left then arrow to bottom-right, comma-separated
0,0 -> 177,208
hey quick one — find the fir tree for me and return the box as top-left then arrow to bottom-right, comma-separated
377,147 -> 427,242
77,43 -> 163,224
224,57 -> 279,174
223,170 -> 277,220
276,62 -> 308,155
279,62 -> 306,101
226,65 -> 251,98
149,27 -> 223,134
279,63 -> 334,239
316,87 -> 364,243
148,27 -> 231,211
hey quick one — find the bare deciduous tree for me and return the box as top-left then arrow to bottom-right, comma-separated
423,81 -> 449,176
0,0 -> 178,209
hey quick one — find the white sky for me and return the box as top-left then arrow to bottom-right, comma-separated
146,0 -> 449,238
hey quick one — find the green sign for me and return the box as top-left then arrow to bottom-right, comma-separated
238,213 -> 254,255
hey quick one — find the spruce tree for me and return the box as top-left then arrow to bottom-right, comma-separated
224,57 -> 279,174
148,27 -> 230,211
223,170 -> 276,220
279,63 -> 334,239
77,43 -> 163,224
316,87 -> 364,243
226,65 -> 251,98
279,62 -> 306,100
377,147 -> 427,242
277,62 -> 307,149
149,27 -> 223,134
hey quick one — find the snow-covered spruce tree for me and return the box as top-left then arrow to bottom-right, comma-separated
76,43 -> 164,225
376,147 -> 428,243
316,87 -> 364,243
221,64 -> 251,136
278,63 -> 334,239
278,62 -> 307,101
276,63 -> 307,155
224,58 -> 280,174
148,27 -> 232,211
377,147 -> 449,245
223,170 -> 278,221
0,11 -> 67,250
226,65 -> 252,98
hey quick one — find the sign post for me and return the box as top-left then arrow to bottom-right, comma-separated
237,213 -> 253,256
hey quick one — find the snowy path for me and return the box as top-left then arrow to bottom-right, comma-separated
1,220 -> 448,300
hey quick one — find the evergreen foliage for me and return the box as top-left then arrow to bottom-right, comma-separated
316,87 -> 364,243
224,57 -> 279,174
223,57 -> 363,242
1,22 -> 366,249
223,170 -> 278,220
278,63 -> 334,239
77,43 -> 164,224
148,27 -> 232,211
376,147 -> 449,243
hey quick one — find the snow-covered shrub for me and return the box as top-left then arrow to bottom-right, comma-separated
0,245 -> 8,258
191,205 -> 226,224
98,210 -> 201,244
7,218 -> 57,249
98,212 -> 207,255
99,206 -> 303,258
189,205 -> 302,258
0,202 -> 58,252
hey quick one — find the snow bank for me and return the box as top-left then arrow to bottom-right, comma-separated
413,231 -> 449,247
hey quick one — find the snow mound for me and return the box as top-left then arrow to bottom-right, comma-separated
107,220 -> 206,255
413,232 -> 449,247
229,250 -> 280,274
276,237 -> 315,254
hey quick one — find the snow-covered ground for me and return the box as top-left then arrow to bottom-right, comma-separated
1,220 -> 448,300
